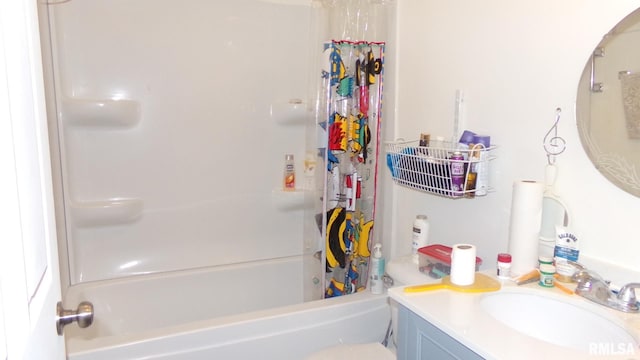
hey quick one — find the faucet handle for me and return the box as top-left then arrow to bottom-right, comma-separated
566,261 -> 593,283
617,283 -> 640,306
572,269 -> 590,282
573,270 -> 596,292
572,268 -> 611,294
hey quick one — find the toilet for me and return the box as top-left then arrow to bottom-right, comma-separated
386,255 -> 438,350
306,255 -> 429,359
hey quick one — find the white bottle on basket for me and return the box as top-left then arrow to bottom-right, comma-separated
370,244 -> 385,294
411,215 -> 430,264
471,135 -> 490,196
430,136 -> 446,159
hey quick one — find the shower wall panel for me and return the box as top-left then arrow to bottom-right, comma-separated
46,0 -> 312,284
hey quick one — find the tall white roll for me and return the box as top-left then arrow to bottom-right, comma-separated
508,180 -> 545,276
450,244 -> 477,286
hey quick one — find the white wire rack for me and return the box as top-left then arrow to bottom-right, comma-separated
385,140 -> 497,198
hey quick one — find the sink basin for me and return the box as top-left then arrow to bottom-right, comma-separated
481,291 -> 638,352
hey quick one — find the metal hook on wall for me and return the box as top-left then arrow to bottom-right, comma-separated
543,107 -> 566,165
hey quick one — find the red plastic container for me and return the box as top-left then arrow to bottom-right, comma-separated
418,244 -> 483,279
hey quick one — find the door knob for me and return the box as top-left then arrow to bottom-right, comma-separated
56,301 -> 94,335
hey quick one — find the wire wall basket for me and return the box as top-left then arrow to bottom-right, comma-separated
385,140 -> 497,198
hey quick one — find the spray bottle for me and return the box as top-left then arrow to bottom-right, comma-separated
370,243 -> 385,294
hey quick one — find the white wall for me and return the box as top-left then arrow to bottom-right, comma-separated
384,0 -> 640,277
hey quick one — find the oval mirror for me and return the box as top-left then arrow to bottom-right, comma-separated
577,7 -> 640,197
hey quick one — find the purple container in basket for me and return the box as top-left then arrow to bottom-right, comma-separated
472,134 -> 491,148
450,151 -> 465,197
458,130 -> 476,146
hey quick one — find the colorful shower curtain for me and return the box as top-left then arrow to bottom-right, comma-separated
320,40 -> 385,297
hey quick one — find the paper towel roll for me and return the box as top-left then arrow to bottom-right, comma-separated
450,244 -> 477,286
508,180 -> 545,276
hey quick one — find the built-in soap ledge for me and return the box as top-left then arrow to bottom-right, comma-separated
271,189 -> 309,211
271,99 -> 307,125
71,198 -> 143,227
62,98 -> 140,128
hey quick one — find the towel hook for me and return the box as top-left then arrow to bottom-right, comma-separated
590,47 -> 605,93
543,107 -> 565,165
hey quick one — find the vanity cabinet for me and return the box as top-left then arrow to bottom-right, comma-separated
396,305 -> 483,360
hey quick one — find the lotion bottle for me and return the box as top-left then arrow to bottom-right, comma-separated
370,243 -> 385,294
411,215 -> 430,264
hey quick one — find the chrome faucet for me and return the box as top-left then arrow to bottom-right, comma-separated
573,268 -> 639,313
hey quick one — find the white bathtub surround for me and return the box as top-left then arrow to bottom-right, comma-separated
63,258 -> 391,359
43,0 -> 312,285
64,257 -> 304,339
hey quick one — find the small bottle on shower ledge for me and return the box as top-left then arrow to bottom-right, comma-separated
283,154 -> 296,191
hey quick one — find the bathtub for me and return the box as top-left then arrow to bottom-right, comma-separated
63,256 -> 392,359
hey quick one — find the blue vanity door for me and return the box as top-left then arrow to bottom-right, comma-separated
397,305 -> 484,360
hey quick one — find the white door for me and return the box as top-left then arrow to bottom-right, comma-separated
0,0 -> 65,359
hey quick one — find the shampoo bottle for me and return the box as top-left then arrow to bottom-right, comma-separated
283,154 -> 295,191
370,243 -> 385,294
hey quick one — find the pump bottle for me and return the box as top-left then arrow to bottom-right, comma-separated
370,243 -> 385,294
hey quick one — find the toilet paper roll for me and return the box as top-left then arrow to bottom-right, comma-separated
508,180 -> 545,276
450,244 -> 477,286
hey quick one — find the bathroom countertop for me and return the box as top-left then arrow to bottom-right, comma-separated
388,272 -> 640,360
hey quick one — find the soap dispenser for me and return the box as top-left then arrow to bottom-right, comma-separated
370,243 -> 385,294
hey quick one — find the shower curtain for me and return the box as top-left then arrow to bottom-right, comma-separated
302,0 -> 393,300
320,40 -> 385,297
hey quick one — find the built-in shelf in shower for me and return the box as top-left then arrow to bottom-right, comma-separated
62,98 -> 141,128
271,189 -> 309,211
271,99 -> 307,125
71,198 -> 143,227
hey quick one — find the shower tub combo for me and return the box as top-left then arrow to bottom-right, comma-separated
63,257 -> 391,359
40,0 -> 394,358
